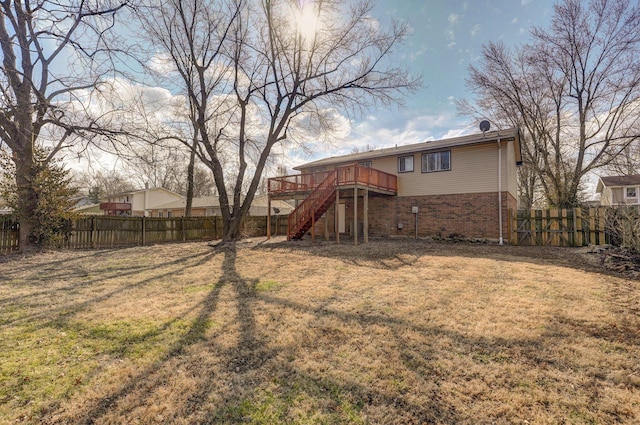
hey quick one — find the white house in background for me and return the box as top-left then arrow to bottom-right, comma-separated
0,196 -> 11,215
99,187 -> 184,216
596,175 -> 640,206
150,194 -> 294,217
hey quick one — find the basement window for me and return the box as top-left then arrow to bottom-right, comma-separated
627,187 -> 638,198
398,155 -> 414,173
358,161 -> 372,168
422,151 -> 451,173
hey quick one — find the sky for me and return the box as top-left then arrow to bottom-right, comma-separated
61,0 -> 561,179
319,0 -> 557,159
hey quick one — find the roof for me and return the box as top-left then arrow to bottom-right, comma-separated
105,187 -> 183,199
294,128 -> 522,170
597,175 -> 640,193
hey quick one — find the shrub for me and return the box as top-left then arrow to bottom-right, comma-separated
606,206 -> 640,252
0,149 -> 78,246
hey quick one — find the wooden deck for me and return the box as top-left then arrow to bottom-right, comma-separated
268,164 -> 397,198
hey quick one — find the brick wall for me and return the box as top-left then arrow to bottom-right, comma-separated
312,191 -> 516,241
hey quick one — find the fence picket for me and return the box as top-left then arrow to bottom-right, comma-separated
0,215 -> 290,253
513,208 -> 611,247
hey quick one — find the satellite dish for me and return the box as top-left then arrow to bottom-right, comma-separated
479,120 -> 491,133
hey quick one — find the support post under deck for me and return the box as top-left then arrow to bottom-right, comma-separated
354,186 -> 358,246
364,188 -> 368,244
267,196 -> 271,239
336,190 -> 340,244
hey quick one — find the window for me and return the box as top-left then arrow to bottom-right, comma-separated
398,155 -> 414,173
627,187 -> 638,198
358,161 -> 372,168
422,151 -> 451,173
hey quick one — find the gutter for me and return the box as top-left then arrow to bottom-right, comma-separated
498,139 -> 504,246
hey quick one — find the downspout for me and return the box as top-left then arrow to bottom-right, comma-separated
497,139 -> 504,245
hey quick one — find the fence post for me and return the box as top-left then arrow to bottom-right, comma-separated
597,207 -> 606,245
588,208 -> 595,245
531,210 -> 537,246
575,208 -> 583,247
549,209 -> 557,246
91,216 -> 96,249
142,216 -> 146,246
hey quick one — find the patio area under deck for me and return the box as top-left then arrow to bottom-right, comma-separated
267,164 -> 398,244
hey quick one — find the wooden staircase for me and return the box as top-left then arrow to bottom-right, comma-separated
287,171 -> 337,240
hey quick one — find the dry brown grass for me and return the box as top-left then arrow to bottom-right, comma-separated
1,237 -> 638,424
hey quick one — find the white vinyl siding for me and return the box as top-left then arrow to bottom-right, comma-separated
298,140 -> 517,199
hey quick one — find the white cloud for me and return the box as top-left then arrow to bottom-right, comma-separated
286,110 -> 471,166
470,24 -> 480,37
521,0 -> 532,5
446,28 -> 456,49
409,44 -> 428,61
149,52 -> 175,76
448,13 -> 459,25
511,17 -> 519,25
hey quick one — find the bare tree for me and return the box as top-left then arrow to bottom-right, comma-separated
138,0 -> 419,241
0,0 -> 130,249
73,170 -> 136,201
462,0 -> 640,208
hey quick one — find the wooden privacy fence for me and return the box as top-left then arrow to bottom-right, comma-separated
0,215 -> 289,252
513,208 -> 609,247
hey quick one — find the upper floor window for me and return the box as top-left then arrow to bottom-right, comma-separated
627,187 -> 638,198
358,161 -> 372,168
422,151 -> 451,173
398,155 -> 414,173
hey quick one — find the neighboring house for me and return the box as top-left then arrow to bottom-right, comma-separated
268,128 -> 522,243
150,194 -> 294,217
73,203 -> 103,215
99,187 -> 184,216
596,175 -> 640,206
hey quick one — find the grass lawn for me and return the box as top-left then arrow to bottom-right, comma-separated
1,238 -> 638,424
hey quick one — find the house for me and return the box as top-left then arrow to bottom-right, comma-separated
99,187 -> 184,216
596,175 -> 640,206
267,128 -> 522,244
149,194 -> 294,217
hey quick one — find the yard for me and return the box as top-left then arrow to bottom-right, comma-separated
1,238 -> 638,424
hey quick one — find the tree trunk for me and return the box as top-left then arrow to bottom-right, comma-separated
185,143 -> 196,217
14,147 -> 37,251
222,214 -> 244,241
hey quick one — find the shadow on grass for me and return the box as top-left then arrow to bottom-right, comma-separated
253,237 -> 620,277
37,242 -> 461,424
0,248 -> 216,326
28,240 -> 637,424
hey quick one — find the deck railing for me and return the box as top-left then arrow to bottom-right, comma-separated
268,164 -> 397,195
335,164 -> 397,192
268,170 -> 333,194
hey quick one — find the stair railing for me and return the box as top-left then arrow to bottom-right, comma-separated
288,170 -> 338,240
